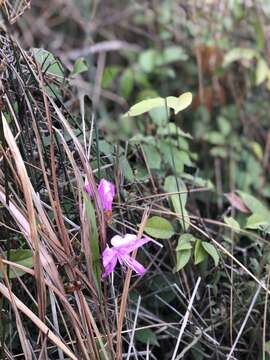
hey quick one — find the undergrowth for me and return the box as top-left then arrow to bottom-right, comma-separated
0,1 -> 270,359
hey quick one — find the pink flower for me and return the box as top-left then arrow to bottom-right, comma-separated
102,234 -> 152,278
84,179 -> 115,211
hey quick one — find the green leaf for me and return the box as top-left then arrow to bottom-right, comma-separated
176,233 -> 194,251
217,116 -> 231,136
168,147 -> 185,173
156,67 -> 176,78
166,92 -> 193,114
158,1 -> 172,24
265,340 -> 270,354
224,216 -> 241,233
71,57 -> 88,76
139,49 -> 158,73
175,249 -> 191,271
139,46 -> 187,73
202,242 -> 219,267
164,176 -> 187,208
144,216 -> 174,239
149,106 -> 168,126
143,144 -> 161,170
119,155 -> 134,181
256,58 -> 269,85
181,173 -> 214,189
210,146 -> 228,158
0,249 -> 33,279
206,131 -> 225,145
159,46 -> 188,64
251,141 -> 263,160
31,48 -> 64,79
160,141 -> 173,164
164,175 -> 189,229
173,148 -> 193,170
134,71 -> 151,88
253,18 -> 265,51
120,68 -> 134,98
129,133 -> 150,144
157,123 -> 192,139
45,83 -> 62,98
123,92 -> 192,117
134,165 -> 148,181
223,47 -> 258,67
194,240 -> 208,265
135,329 -> 159,347
98,140 -> 114,156
237,191 -> 270,216
102,66 -> 121,89
245,213 -> 270,230
176,242 -> 192,250
124,97 -> 165,117
83,192 -> 101,293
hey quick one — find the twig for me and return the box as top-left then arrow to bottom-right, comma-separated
262,265 -> 270,360
67,40 -> 141,60
227,284 -> 262,359
127,296 -> 141,360
171,277 -> 201,360
116,208 -> 150,358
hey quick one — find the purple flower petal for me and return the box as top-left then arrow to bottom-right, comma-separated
102,233 -> 153,278
98,179 -> 115,211
84,183 -> 93,196
110,234 -> 136,247
111,234 -> 152,254
84,179 -> 115,212
121,254 -> 147,276
102,246 -> 118,278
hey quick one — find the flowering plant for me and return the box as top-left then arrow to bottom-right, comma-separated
102,234 -> 152,278
84,178 -> 115,212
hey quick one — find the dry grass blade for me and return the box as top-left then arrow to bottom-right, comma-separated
116,208 -> 150,358
2,113 -> 46,327
0,111 -> 90,357
0,281 -> 78,360
263,265 -> 270,360
0,0 -> 31,23
53,127 -> 95,287
126,295 -> 141,359
172,277 -> 201,360
227,284 -> 261,359
0,259 -> 32,359
49,98 -> 107,249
